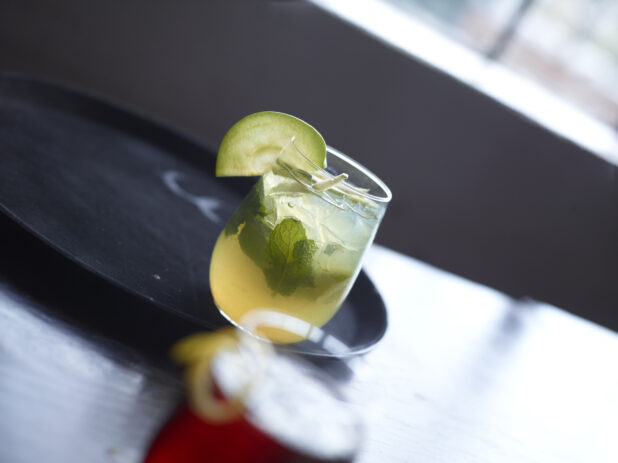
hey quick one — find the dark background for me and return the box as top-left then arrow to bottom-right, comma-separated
1,0 -> 617,331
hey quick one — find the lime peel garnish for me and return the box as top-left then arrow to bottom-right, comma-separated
171,328 -> 272,423
313,173 -> 349,191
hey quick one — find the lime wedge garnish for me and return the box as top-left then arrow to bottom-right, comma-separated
216,111 -> 327,177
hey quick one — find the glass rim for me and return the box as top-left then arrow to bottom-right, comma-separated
288,139 -> 392,204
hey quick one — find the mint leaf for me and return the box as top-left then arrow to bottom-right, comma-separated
224,179 -> 264,236
324,243 -> 342,256
264,218 -> 317,296
238,218 -> 270,269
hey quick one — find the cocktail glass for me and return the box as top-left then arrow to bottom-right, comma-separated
210,140 -> 391,343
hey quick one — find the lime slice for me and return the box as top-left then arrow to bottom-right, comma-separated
216,111 -> 327,177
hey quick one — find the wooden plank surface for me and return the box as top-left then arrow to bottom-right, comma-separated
1,217 -> 617,462
356,245 -> 618,462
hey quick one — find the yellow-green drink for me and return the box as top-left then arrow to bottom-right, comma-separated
210,141 -> 391,343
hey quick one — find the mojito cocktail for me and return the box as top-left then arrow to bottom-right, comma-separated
210,112 -> 391,342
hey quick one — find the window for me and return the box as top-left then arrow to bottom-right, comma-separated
383,0 -> 618,128
311,0 -> 618,163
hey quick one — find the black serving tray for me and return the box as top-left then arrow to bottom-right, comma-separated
0,74 -> 387,355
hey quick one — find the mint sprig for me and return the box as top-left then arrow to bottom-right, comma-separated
264,218 -> 317,296
224,179 -> 266,236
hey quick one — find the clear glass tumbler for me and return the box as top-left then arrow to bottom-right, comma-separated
210,141 -> 391,342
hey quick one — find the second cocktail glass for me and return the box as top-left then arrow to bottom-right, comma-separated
210,140 -> 391,343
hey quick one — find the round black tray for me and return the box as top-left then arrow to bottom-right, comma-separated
0,74 -> 387,355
